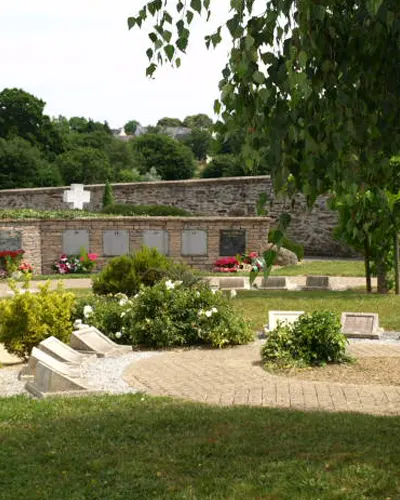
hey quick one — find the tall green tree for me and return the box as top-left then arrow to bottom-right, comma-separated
56,147 -> 112,185
181,128 -> 212,161
157,117 -> 183,128
124,120 -> 141,135
183,114 -> 213,129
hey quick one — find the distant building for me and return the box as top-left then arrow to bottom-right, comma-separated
112,125 -> 191,141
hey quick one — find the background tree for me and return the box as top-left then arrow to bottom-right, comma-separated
131,133 -> 196,180
156,117 -> 183,128
183,114 -> 213,130
124,120 -> 141,135
181,128 -> 212,161
56,147 -> 112,185
201,154 -> 244,179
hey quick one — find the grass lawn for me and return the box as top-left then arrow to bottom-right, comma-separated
270,260 -> 365,277
235,290 -> 400,331
1,395 -> 400,500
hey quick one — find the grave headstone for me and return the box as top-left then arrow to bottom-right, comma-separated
63,184 -> 91,210
103,230 -> 129,256
341,312 -> 381,339
267,311 -> 304,331
219,277 -> 246,290
261,277 -> 288,290
219,229 -> 246,256
20,347 -> 81,380
25,361 -> 93,399
303,276 -> 331,291
63,229 -> 89,255
182,229 -> 207,256
70,327 -> 132,357
0,230 -> 22,251
142,230 -> 169,255
39,336 -> 88,364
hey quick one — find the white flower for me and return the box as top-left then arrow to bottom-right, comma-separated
134,293 -> 139,299
115,331 -> 122,339
230,290 -> 237,298
119,298 -> 128,306
120,312 -> 126,318
195,291 -> 200,297
83,305 -> 93,318
174,280 -> 183,286
165,280 -> 175,290
211,307 -> 218,314
205,310 -> 213,318
198,309 -> 204,316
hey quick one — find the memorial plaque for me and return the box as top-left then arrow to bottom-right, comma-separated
143,230 -> 169,255
62,230 -> 89,255
261,277 -> 287,290
341,312 -> 380,339
303,276 -> 331,290
219,229 -> 246,256
103,230 -> 129,256
70,326 -> 131,357
219,277 -> 245,290
0,230 -> 22,251
182,229 -> 207,256
268,311 -> 304,331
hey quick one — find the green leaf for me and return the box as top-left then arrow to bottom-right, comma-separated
278,213 -> 292,231
164,45 -> 175,61
214,99 -> 221,114
162,30 -> 172,42
146,48 -> 153,60
252,70 -> 265,84
367,0 -> 383,15
146,63 -> 157,78
190,0 -> 202,14
269,229 -> 283,245
176,36 -> 188,52
176,57 -> 181,68
127,17 -> 136,30
245,35 -> 254,50
186,10 -> 194,24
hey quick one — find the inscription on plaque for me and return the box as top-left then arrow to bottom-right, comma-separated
143,230 -> 169,255
341,312 -> 380,339
0,230 -> 22,251
182,230 -> 207,256
62,230 -> 89,255
103,230 -> 129,256
219,229 -> 246,256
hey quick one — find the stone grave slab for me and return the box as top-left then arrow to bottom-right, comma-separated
341,312 -> 381,339
39,336 -> 88,364
182,229 -> 207,256
103,230 -> 129,256
25,361 -> 96,399
260,277 -> 288,290
142,230 -> 169,255
267,311 -> 304,331
219,277 -> 246,290
63,229 -> 89,255
70,327 -> 131,357
20,347 -> 81,380
0,230 -> 22,251
63,184 -> 91,210
219,229 -> 246,256
303,276 -> 331,291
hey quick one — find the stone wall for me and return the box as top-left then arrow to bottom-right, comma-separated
0,176 -> 352,256
0,217 -> 270,274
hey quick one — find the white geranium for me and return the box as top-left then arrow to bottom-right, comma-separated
195,291 -> 200,297
120,312 -> 126,318
115,331 -> 122,339
211,307 -> 218,314
230,290 -> 237,298
165,280 -> 175,290
83,305 -> 93,318
205,310 -> 213,318
119,297 -> 128,306
198,309 -> 204,316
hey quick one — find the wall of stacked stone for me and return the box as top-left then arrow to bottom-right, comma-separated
28,217 -> 269,274
0,222 -> 42,273
0,176 -> 352,256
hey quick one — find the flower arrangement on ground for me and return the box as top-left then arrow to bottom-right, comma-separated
0,249 -> 25,278
53,248 -> 98,274
213,256 -> 240,272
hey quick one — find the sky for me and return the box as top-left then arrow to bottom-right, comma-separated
0,1 -> 233,128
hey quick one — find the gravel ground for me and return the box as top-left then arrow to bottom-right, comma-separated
0,351 -> 160,399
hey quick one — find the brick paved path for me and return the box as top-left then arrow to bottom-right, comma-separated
124,342 -> 400,416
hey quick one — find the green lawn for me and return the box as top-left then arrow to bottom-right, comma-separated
0,395 -> 399,499
235,290 -> 400,331
271,260 -> 365,277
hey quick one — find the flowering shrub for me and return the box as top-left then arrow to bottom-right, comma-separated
240,251 -> 265,270
213,256 -> 239,272
75,280 -> 252,348
18,262 -> 33,276
53,250 -> 98,274
0,249 -> 25,276
0,280 -> 75,359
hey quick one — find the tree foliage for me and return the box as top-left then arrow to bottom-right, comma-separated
181,128 -> 212,160
56,147 -> 112,185
157,117 -> 183,128
183,113 -> 213,129
124,120 -> 141,135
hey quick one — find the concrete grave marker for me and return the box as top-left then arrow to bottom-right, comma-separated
182,229 -> 207,256
220,229 -> 246,256
63,229 -> 89,255
341,312 -> 381,339
303,276 -> 331,291
267,311 -> 304,331
103,230 -> 129,256
39,336 -> 88,364
143,230 -> 169,255
63,184 -> 91,210
0,230 -> 22,251
25,361 -> 93,399
219,277 -> 246,290
70,326 -> 131,357
261,277 -> 288,290
20,347 -> 81,380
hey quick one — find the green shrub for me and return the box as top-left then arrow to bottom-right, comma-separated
201,154 -> 245,178
102,180 -> 114,208
0,281 -> 75,359
262,311 -> 349,369
92,246 -> 200,296
77,280 -> 252,348
268,229 -> 305,261
101,203 -> 191,217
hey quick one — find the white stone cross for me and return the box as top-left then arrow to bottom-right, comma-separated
63,184 -> 91,210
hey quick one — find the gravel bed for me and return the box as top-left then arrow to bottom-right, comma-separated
0,351 -> 161,399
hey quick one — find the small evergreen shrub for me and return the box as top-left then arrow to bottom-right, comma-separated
101,203 -> 191,217
0,281 -> 75,359
268,229 -> 305,261
262,311 -> 349,369
102,180 -> 114,208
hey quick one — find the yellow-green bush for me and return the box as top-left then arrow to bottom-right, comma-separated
0,281 -> 75,360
